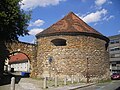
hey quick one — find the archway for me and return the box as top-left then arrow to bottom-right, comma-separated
5,51 -> 31,73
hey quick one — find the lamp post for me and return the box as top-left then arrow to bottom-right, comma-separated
86,56 -> 89,83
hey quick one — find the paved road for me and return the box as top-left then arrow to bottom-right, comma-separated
1,74 -> 120,90
77,80 -> 120,90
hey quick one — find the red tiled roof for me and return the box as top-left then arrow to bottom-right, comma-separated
36,12 -> 102,38
9,53 -> 29,64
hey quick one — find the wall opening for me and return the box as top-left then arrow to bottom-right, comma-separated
51,39 -> 67,46
5,51 -> 31,73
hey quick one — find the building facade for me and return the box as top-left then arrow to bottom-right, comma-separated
8,52 -> 30,72
108,34 -> 120,74
35,12 -> 110,82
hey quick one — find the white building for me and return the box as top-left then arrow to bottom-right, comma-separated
8,52 -> 30,72
108,34 -> 120,74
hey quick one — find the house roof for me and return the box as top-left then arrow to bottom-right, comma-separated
36,12 -> 109,43
9,53 -> 29,64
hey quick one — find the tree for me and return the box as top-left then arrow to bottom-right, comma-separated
0,0 -> 30,41
0,0 -> 30,77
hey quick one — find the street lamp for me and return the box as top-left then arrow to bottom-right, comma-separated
86,56 -> 89,83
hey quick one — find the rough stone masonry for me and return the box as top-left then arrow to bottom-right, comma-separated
1,12 -> 110,83
35,12 -> 110,82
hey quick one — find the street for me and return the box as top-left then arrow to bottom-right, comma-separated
0,73 -> 120,90
77,80 -> 120,90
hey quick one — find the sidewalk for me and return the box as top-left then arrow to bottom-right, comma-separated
0,77 -> 95,90
48,83 -> 95,90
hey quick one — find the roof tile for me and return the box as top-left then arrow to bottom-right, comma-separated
9,53 -> 28,64
36,12 -> 102,37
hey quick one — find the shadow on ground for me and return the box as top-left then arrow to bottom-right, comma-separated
114,79 -> 120,90
0,72 -> 29,86
115,87 -> 120,90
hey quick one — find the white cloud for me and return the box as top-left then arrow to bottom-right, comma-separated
78,9 -> 107,23
103,15 -> 114,21
94,23 -> 98,26
108,1 -> 112,4
29,19 -> 45,27
95,0 -> 107,6
118,30 -> 120,33
21,0 -> 66,10
28,28 -> 44,35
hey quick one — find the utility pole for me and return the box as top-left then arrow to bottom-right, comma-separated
86,57 -> 89,83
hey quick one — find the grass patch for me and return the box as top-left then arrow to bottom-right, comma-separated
97,79 -> 112,83
31,77 -> 44,80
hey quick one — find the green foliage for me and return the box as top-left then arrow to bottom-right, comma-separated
0,0 -> 31,42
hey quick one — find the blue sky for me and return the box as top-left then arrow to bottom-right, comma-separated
19,0 -> 120,43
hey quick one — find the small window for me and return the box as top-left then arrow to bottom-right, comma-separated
112,64 -> 116,66
110,39 -> 119,44
116,61 -> 120,64
110,54 -> 120,58
51,39 -> 67,46
110,47 -> 120,51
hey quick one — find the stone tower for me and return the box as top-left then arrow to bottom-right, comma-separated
35,12 -> 110,82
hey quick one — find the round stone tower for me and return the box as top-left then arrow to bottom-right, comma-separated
35,12 -> 110,82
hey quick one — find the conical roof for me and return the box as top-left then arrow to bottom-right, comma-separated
36,12 -> 109,42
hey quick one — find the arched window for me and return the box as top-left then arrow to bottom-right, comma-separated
51,39 -> 67,46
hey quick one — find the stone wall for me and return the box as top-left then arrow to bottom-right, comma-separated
5,41 -> 36,76
36,35 -> 110,82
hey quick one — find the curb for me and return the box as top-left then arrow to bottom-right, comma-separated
69,83 -> 95,90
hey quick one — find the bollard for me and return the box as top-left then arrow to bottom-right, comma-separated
71,75 -> 74,84
77,75 -> 80,83
11,77 -> 15,90
55,75 -> 58,87
77,77 -> 80,83
43,77 -> 47,89
64,76 -> 67,85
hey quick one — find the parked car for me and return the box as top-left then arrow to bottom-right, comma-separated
21,72 -> 30,77
111,73 -> 120,80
